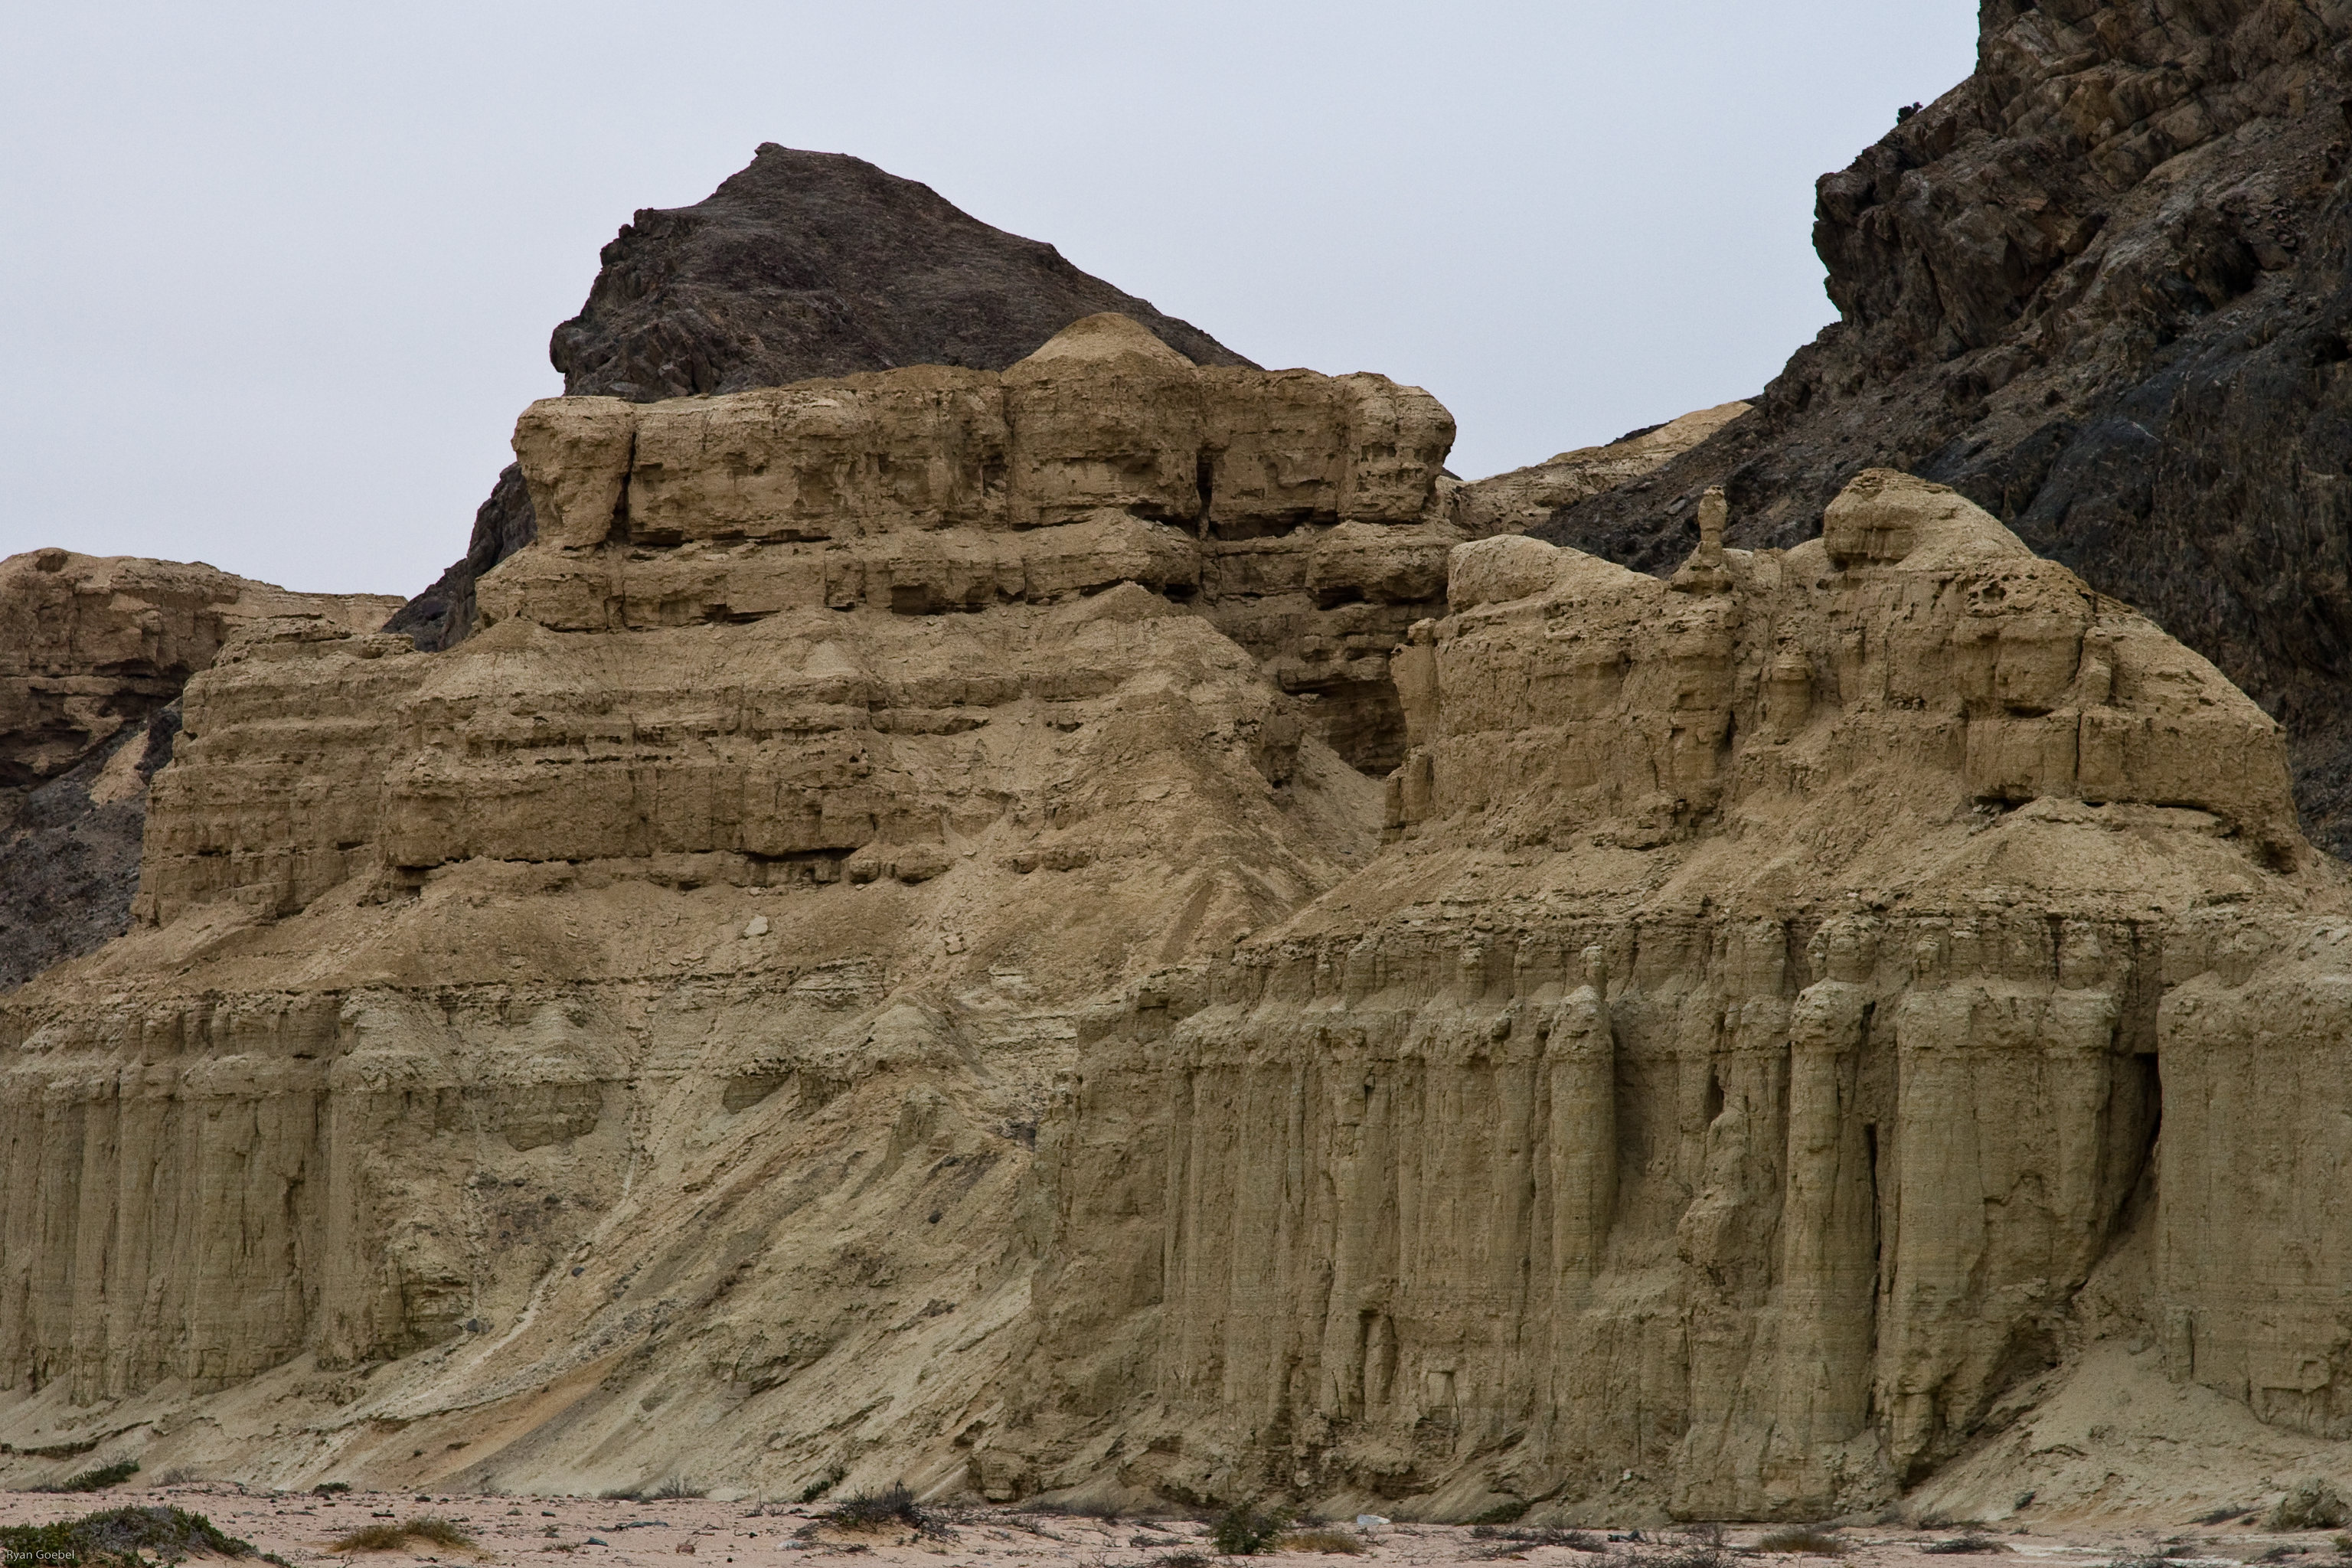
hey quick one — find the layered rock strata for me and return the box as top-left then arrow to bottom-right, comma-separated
10,335 -> 2352,1524
1540,0 -> 2352,854
486,313 -> 1461,774
388,145 -> 1254,651
0,550 -> 402,988
1011,473 -> 2352,1521
0,322 -> 1398,1493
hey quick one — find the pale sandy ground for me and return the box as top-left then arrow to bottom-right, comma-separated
5,1488 -> 2352,1568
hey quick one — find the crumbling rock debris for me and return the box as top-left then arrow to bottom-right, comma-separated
1537,0 -> 2352,856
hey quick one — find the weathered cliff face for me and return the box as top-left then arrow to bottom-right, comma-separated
1540,0 -> 2352,856
1010,474 -> 2352,1522
387,145 -> 1256,652
486,313 -> 1460,774
0,321 -> 1417,1496
12,338 -> 2352,1521
0,550 -> 402,989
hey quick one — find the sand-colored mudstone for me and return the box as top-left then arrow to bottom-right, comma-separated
5,331 -> 2352,1525
1008,471 -> 2352,1521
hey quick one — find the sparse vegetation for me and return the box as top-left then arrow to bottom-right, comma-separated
1922,1537 -> 2011,1556
649,1476 -> 705,1501
2272,1482 -> 2351,1532
1153,1555 -> 1214,1568
1468,1527 -> 1604,1559
330,1517 -> 476,1553
1470,1503 -> 1530,1527
1,1506 -> 259,1566
40,1459 -> 142,1494
796,1467 -> 846,1504
804,1485 -> 939,1540
2332,1537 -> 2352,1557
1657,1528 -> 1739,1568
1276,1528 -> 1365,1555
1210,1505 -> 1292,1557
1756,1527 -> 1846,1556
312,1483 -> 354,1496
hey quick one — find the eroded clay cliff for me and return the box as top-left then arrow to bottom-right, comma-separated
1009,472 -> 2350,1522
6,335 -> 2352,1524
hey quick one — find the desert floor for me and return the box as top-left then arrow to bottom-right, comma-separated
5,1487 -> 2350,1568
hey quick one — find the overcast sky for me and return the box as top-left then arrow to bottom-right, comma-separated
2,2 -> 1978,598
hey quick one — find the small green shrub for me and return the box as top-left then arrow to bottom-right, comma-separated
1470,1503 -> 1530,1527
333,1525 -> 409,1552
1211,1505 -> 1291,1557
312,1483 -> 353,1497
331,1517 -> 475,1553
2,1506 -> 258,1566
1922,1539 -> 2010,1556
815,1486 -> 929,1536
1756,1527 -> 1846,1556
796,1467 -> 845,1505
41,1460 -> 142,1494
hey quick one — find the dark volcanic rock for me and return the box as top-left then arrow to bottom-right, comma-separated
1540,0 -> 2352,853
383,462 -> 535,654
0,703 -> 178,991
389,144 -> 1254,650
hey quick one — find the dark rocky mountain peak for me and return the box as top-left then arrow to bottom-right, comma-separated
388,144 -> 1253,648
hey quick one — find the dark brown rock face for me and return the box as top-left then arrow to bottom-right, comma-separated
1540,0 -> 2352,852
0,703 -> 178,991
387,145 -> 1253,650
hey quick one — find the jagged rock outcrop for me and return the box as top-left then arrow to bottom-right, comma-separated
1540,0 -> 2352,856
387,145 -> 1254,652
0,550 -> 402,989
9,322 -> 2352,1525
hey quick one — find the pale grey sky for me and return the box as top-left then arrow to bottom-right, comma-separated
0,2 -> 1978,597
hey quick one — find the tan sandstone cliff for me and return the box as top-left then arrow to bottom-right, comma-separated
3,326 -> 2349,1524
0,550 -> 403,987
